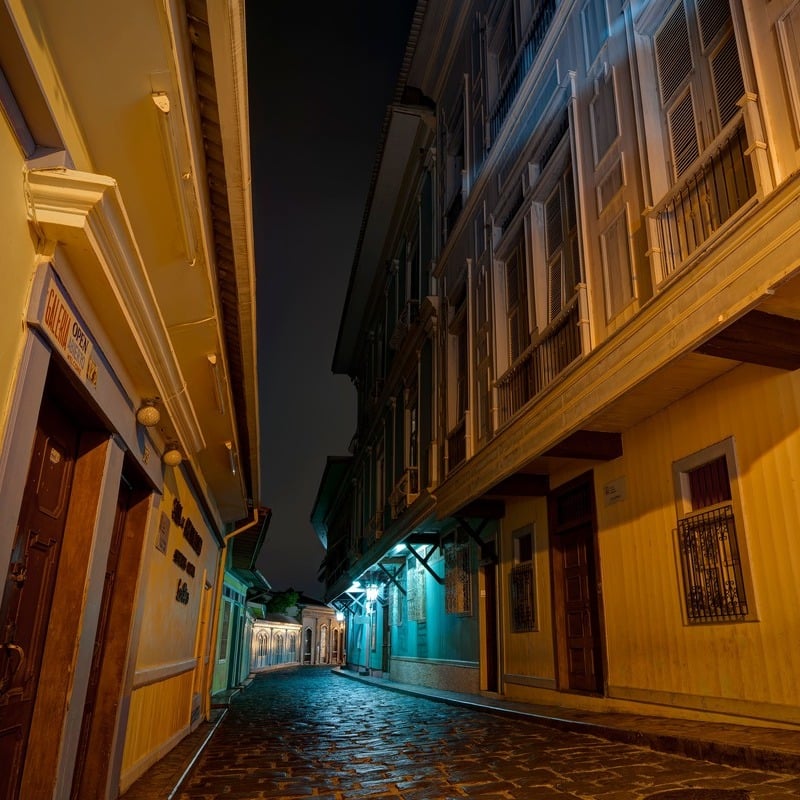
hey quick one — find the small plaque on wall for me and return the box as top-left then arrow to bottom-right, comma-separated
603,476 -> 626,506
156,511 -> 170,554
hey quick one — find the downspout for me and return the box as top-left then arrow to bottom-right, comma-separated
203,506 -> 261,717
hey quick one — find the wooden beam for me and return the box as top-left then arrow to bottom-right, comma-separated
458,499 -> 506,519
485,473 -> 549,497
695,310 -> 800,370
544,430 -> 622,461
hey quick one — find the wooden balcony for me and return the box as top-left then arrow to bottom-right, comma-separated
389,467 -> 419,520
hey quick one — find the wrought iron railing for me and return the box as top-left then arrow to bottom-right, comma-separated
676,504 -> 748,623
489,0 -> 557,144
510,562 -> 535,632
652,117 -> 755,283
496,294 -> 581,425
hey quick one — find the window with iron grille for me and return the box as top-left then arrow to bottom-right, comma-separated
407,556 -> 427,622
673,439 -> 752,624
444,531 -> 473,615
510,525 -> 536,631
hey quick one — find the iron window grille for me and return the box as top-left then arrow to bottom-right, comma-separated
444,535 -> 473,616
510,562 -> 536,632
677,503 -> 748,623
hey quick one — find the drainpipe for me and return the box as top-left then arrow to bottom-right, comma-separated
203,507 -> 261,718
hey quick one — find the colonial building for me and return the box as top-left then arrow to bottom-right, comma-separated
0,0 -> 263,797
313,0 -> 800,731
297,593 -> 347,666
251,612 -> 303,671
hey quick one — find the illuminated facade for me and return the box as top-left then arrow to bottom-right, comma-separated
0,0 -> 262,797
313,0 -> 800,729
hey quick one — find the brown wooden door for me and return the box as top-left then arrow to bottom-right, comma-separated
69,478 -> 130,800
0,396 -> 79,799
557,523 -> 602,693
480,541 -> 499,692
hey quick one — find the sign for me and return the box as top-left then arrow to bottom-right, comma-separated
156,511 -> 170,554
604,476 -> 627,506
41,277 -> 98,389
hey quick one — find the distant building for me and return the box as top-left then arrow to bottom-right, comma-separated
0,0 -> 262,796
297,594 -> 347,666
313,0 -> 800,730
251,613 -> 303,671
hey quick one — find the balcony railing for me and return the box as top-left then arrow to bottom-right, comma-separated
489,0 -> 557,144
389,300 -> 420,351
496,293 -> 582,425
652,116 -> 755,284
446,416 -> 467,473
389,467 -> 419,519
368,510 -> 383,541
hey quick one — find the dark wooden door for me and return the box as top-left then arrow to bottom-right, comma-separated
0,396 -> 78,799
481,539 -> 499,692
558,523 -> 602,693
70,478 -> 130,800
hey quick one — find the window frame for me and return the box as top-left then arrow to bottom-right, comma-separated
671,437 -> 757,625
509,524 -> 537,633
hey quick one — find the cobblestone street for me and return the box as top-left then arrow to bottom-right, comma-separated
172,668 -> 800,799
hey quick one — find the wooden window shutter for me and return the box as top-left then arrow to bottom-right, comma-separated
668,89 -> 699,178
546,191 -> 564,320
710,31 -> 744,128
655,1 -> 692,105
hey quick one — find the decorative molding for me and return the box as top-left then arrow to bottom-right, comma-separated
25,167 -> 205,454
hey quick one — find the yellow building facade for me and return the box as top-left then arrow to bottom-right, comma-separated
0,0 -> 261,797
316,0 -> 800,736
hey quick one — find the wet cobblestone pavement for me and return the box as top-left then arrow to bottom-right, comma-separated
171,668 -> 800,799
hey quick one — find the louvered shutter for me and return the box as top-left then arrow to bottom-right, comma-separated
655,2 -> 692,104
668,90 -> 700,178
710,31 -> 744,127
546,190 -> 564,321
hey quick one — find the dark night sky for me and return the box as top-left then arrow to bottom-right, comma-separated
247,3 -> 417,599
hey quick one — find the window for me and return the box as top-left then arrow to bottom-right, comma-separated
474,266 -> 493,444
544,164 -> 581,322
600,208 -> 634,318
673,438 -> 752,624
406,556 -> 427,622
582,0 -> 609,69
590,68 -> 618,166
505,234 -> 530,362
654,0 -> 745,181
218,600 -> 231,660
510,525 -> 536,632
444,530 -> 473,615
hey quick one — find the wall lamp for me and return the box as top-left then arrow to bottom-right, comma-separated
152,91 -> 197,267
162,441 -> 183,467
136,397 -> 161,427
224,440 -> 238,476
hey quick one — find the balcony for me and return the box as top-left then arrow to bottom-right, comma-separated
496,292 -> 583,426
651,116 -> 756,284
389,467 -> 419,519
388,300 -> 420,351
446,416 -> 467,473
367,510 -> 383,541
488,0 -> 557,144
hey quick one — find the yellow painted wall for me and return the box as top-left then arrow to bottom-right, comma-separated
0,119 -> 39,435
499,496 -> 555,684
134,473 -> 220,669
593,363 -> 800,720
120,669 -> 194,786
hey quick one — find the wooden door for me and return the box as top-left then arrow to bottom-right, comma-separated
480,540 -> 499,692
0,396 -> 79,799
549,473 -> 604,694
69,478 -> 130,800
557,524 -> 602,692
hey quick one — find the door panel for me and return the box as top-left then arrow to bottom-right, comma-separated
0,396 -> 78,799
558,524 -> 601,693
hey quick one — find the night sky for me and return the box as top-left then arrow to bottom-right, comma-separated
248,3 -> 417,599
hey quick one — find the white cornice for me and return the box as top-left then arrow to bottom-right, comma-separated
25,167 -> 205,454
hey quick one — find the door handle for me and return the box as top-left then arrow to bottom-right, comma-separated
0,642 -> 25,695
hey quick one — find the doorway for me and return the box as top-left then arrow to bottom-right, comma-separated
549,472 -> 605,694
0,393 -> 79,799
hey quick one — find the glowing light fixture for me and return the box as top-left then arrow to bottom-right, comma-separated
207,354 -> 225,414
136,398 -> 161,427
335,610 -> 345,622
365,584 -> 380,603
152,91 -> 197,267
225,440 -> 238,475
162,442 -> 183,467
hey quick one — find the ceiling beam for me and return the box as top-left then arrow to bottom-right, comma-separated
695,310 -> 800,370
543,430 -> 622,461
